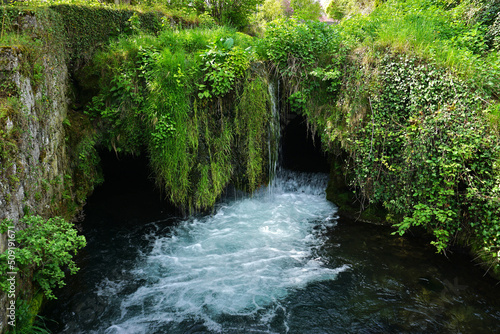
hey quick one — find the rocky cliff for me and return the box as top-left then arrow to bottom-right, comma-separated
0,10 -> 99,331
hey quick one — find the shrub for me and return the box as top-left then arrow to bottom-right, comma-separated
0,216 -> 86,300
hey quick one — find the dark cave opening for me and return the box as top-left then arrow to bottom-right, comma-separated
85,112 -> 330,224
281,113 -> 330,173
83,151 -> 177,227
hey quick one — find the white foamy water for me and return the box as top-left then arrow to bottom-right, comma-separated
102,171 -> 347,333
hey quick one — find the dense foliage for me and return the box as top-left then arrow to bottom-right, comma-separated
259,0 -> 500,274
259,18 -> 344,117
74,0 -> 500,269
12,0 -> 264,29
85,26 -> 271,211
2,0 -> 500,315
340,0 -> 500,97
298,0 -> 499,272
342,54 -> 499,256
0,216 -> 86,300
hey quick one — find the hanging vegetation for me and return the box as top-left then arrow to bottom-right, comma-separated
85,26 -> 271,211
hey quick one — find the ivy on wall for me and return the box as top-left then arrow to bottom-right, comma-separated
49,4 -> 178,69
261,15 -> 500,275
342,54 -> 500,255
318,50 -> 500,274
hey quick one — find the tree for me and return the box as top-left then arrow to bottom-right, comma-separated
262,0 -> 286,21
290,0 -> 322,20
326,0 -> 347,20
194,0 -> 265,28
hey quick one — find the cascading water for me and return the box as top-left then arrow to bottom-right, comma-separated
101,172 -> 346,333
267,79 -> 281,187
52,79 -> 347,334
98,84 -> 346,332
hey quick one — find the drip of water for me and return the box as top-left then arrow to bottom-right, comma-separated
267,80 -> 280,189
100,172 -> 345,334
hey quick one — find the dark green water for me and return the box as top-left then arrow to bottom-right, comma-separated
43,157 -> 500,334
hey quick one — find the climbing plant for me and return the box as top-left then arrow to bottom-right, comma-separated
319,51 -> 500,271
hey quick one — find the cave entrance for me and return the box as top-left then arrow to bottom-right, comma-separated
281,113 -> 329,173
84,151 -> 177,226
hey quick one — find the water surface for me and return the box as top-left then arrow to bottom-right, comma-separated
44,167 -> 500,333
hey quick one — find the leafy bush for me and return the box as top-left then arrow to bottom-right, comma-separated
0,216 -> 86,300
260,18 -> 340,73
198,37 -> 251,99
260,18 -> 345,129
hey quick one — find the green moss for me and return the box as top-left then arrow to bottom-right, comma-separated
27,291 -> 44,326
49,4 -> 201,70
4,293 -> 45,333
53,109 -> 103,219
0,96 -> 21,194
0,5 -> 103,220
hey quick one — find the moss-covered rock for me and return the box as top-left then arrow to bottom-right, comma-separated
0,6 -> 100,332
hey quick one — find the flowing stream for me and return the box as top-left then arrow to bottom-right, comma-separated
44,163 -> 500,333
106,171 -> 346,333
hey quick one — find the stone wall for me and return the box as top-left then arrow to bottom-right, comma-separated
0,13 -> 72,331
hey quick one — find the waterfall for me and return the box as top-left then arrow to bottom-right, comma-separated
99,172 -> 344,334
52,79 -> 348,334
268,79 -> 281,190
98,80 -> 346,333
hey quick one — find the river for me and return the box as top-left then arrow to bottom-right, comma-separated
43,157 -> 500,333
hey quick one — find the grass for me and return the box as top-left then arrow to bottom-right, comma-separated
340,0 -> 500,99
89,25 -> 267,211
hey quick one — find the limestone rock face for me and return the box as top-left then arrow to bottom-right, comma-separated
0,47 -> 70,223
0,15 -> 72,332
